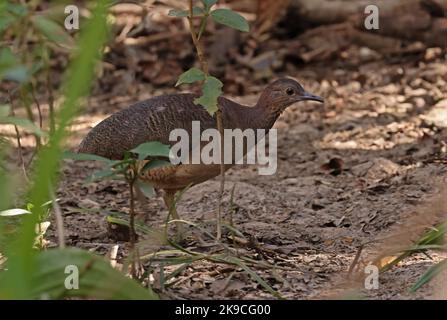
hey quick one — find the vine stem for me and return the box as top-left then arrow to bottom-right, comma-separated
8,92 -> 29,182
128,171 -> 137,278
188,0 -> 225,240
187,1 -> 208,74
41,43 -> 55,136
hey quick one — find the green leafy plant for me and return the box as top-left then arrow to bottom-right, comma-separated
0,200 -> 54,249
64,140 -> 171,277
0,106 -> 45,137
170,0 -> 249,115
0,0 -> 285,300
30,248 -> 157,299
0,0 -> 157,300
170,0 -> 249,239
0,0 -> 78,142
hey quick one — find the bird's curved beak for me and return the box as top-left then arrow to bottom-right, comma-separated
299,91 -> 324,103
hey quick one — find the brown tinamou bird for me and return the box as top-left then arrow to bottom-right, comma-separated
78,78 -> 323,229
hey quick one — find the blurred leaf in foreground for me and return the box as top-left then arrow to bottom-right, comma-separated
0,0 -> 111,299
26,248 -> 158,299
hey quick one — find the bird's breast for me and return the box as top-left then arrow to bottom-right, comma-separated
138,162 -> 230,191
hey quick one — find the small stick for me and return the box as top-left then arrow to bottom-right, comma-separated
8,92 -> 29,182
30,82 -> 43,129
50,188 -> 65,248
216,113 -> 225,240
187,0 -> 226,240
128,177 -> 137,277
187,1 -> 208,74
45,55 -> 55,135
347,244 -> 364,278
218,270 -> 237,294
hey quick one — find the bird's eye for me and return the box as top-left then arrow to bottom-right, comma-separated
286,87 -> 294,96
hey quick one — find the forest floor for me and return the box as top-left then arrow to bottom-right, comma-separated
3,7 -> 447,299
52,53 -> 447,299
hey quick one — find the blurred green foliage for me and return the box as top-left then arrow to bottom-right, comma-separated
0,0 -> 157,299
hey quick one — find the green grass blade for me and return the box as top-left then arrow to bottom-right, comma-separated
410,258 -> 447,293
212,255 -> 283,299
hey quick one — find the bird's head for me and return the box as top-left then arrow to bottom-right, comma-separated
258,78 -> 324,114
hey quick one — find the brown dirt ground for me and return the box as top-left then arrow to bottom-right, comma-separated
2,5 -> 447,299
46,56 -> 447,300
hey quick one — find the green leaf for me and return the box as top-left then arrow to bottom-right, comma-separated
164,263 -> 191,285
106,213 -> 155,236
194,76 -> 223,115
210,8 -> 249,32
418,223 -> 447,245
0,47 -> 17,68
0,48 -> 28,83
40,199 -> 58,208
410,258 -> 447,292
62,151 -> 112,163
131,141 -> 170,160
0,116 -> 45,137
0,208 -> 31,217
22,248 -> 158,299
201,0 -> 218,11
87,168 -> 120,182
4,66 -> 28,82
176,67 -> 205,86
6,3 -> 28,17
30,60 -> 44,76
135,179 -> 155,198
168,7 -> 203,17
31,15 -> 75,49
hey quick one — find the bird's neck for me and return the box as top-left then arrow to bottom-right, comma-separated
220,97 -> 281,131
250,100 -> 281,130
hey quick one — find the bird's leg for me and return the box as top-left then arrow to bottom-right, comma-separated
163,189 -> 184,242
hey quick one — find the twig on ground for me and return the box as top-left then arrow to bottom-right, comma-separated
8,91 -> 29,182
50,188 -> 66,248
